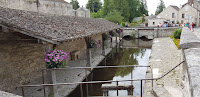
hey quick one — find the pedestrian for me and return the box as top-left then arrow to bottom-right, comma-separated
125,21 -> 129,27
192,22 -> 195,32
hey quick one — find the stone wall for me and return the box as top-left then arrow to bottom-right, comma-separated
123,27 -> 180,39
0,39 -> 48,92
56,33 -> 103,60
0,0 -> 74,16
179,27 -> 200,97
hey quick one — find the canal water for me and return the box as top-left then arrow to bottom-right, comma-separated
69,38 -> 152,97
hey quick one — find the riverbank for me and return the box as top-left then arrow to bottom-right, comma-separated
143,38 -> 183,97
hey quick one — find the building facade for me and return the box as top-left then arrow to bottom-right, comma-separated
148,5 -> 179,26
178,3 -> 198,24
148,2 -> 200,27
0,0 -> 90,18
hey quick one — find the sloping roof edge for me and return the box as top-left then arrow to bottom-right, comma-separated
0,7 -> 121,44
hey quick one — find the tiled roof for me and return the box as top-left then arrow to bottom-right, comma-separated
0,7 -> 121,44
170,5 -> 180,11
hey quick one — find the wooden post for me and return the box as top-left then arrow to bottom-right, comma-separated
102,34 -> 105,56
110,36 -> 113,48
51,70 -> 59,97
85,37 -> 91,67
116,30 -> 118,53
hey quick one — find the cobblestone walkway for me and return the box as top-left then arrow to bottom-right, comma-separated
144,38 -> 183,97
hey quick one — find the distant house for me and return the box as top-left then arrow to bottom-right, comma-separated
148,5 -> 180,27
0,6 -> 120,94
156,5 -> 179,23
178,3 -> 198,24
74,6 -> 91,18
148,18 -> 166,27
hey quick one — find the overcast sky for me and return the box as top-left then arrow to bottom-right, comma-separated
65,0 -> 188,15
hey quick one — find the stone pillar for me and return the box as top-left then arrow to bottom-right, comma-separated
154,28 -> 159,38
197,11 -> 200,27
135,29 -> 139,38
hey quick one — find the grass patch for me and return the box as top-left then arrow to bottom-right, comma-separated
170,35 -> 180,49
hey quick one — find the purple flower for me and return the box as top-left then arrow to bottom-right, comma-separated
45,59 -> 50,62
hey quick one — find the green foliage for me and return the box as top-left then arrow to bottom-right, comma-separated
92,0 -> 149,24
91,9 -> 104,18
138,2 -> 149,16
71,0 -> 80,10
132,20 -> 138,23
141,16 -> 145,23
130,23 -> 140,27
121,22 -> 126,26
114,0 -> 130,21
173,29 -> 182,39
105,10 -> 124,24
176,21 -> 180,24
155,0 -> 166,15
86,0 -> 102,12
131,32 -> 135,38
102,0 -> 114,16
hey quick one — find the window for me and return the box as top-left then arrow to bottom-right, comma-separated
172,13 -> 175,18
182,14 -> 185,18
153,22 -> 155,25
185,6 -> 189,11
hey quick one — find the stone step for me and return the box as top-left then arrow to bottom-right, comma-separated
164,86 -> 183,97
153,87 -> 173,97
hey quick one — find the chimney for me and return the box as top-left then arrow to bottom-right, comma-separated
189,0 -> 194,5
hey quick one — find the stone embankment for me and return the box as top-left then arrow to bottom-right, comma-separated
143,38 -> 184,97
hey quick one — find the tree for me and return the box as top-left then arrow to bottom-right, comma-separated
155,0 -> 166,15
126,0 -> 141,22
115,0 -> 130,21
102,0 -> 114,16
138,2 -> 149,16
71,0 -> 80,10
91,9 -> 104,18
86,0 -> 102,12
105,10 -> 124,24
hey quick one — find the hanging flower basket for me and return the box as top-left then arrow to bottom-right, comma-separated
116,29 -> 123,34
45,50 -> 69,69
109,31 -> 116,37
103,34 -> 112,40
88,40 -> 101,48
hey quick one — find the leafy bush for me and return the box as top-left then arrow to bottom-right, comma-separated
105,10 -> 124,24
121,22 -> 126,26
173,29 -> 182,39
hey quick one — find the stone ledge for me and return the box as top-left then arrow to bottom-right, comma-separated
0,91 -> 22,97
180,27 -> 200,49
184,48 -> 200,97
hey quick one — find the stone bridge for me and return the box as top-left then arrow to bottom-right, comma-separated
122,27 -> 181,39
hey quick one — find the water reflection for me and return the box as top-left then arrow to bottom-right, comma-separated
89,39 -> 152,96
69,39 -> 152,97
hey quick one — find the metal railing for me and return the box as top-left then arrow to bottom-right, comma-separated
19,60 -> 185,97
